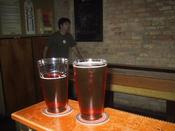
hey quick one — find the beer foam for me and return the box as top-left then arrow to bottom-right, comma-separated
73,61 -> 107,68
40,74 -> 66,80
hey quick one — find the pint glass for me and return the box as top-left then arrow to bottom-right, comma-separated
73,59 -> 109,125
37,58 -> 72,116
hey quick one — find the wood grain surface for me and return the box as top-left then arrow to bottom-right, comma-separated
31,36 -> 48,102
107,71 -> 175,101
11,100 -> 175,131
0,38 -> 36,114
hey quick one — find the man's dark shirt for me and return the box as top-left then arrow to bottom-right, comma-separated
46,31 -> 76,58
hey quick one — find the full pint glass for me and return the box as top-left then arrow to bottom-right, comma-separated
73,59 -> 109,124
37,58 -> 69,114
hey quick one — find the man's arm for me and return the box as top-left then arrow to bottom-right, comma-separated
72,45 -> 84,59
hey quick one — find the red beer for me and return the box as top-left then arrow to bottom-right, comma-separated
40,72 -> 68,113
73,59 -> 107,121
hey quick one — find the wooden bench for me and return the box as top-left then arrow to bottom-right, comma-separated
106,64 -> 175,122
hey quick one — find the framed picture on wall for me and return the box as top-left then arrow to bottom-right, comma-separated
24,0 -> 35,34
74,0 -> 103,42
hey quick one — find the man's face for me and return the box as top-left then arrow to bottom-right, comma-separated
60,22 -> 70,33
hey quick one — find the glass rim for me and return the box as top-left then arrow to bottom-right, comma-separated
38,57 -> 68,65
73,58 -> 107,68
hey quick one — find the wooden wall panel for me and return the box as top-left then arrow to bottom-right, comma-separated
0,38 -> 36,114
31,36 -> 48,101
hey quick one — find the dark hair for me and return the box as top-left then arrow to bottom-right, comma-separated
58,17 -> 71,29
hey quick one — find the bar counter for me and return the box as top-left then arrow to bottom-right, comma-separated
11,100 -> 175,131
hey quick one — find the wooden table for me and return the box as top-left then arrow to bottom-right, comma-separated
11,100 -> 175,131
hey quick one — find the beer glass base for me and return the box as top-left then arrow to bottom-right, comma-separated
76,112 -> 109,126
42,105 -> 73,117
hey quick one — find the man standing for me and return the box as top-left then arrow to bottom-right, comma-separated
43,17 -> 83,59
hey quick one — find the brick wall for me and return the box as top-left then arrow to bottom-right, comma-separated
54,0 -> 70,29
55,0 -> 175,68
